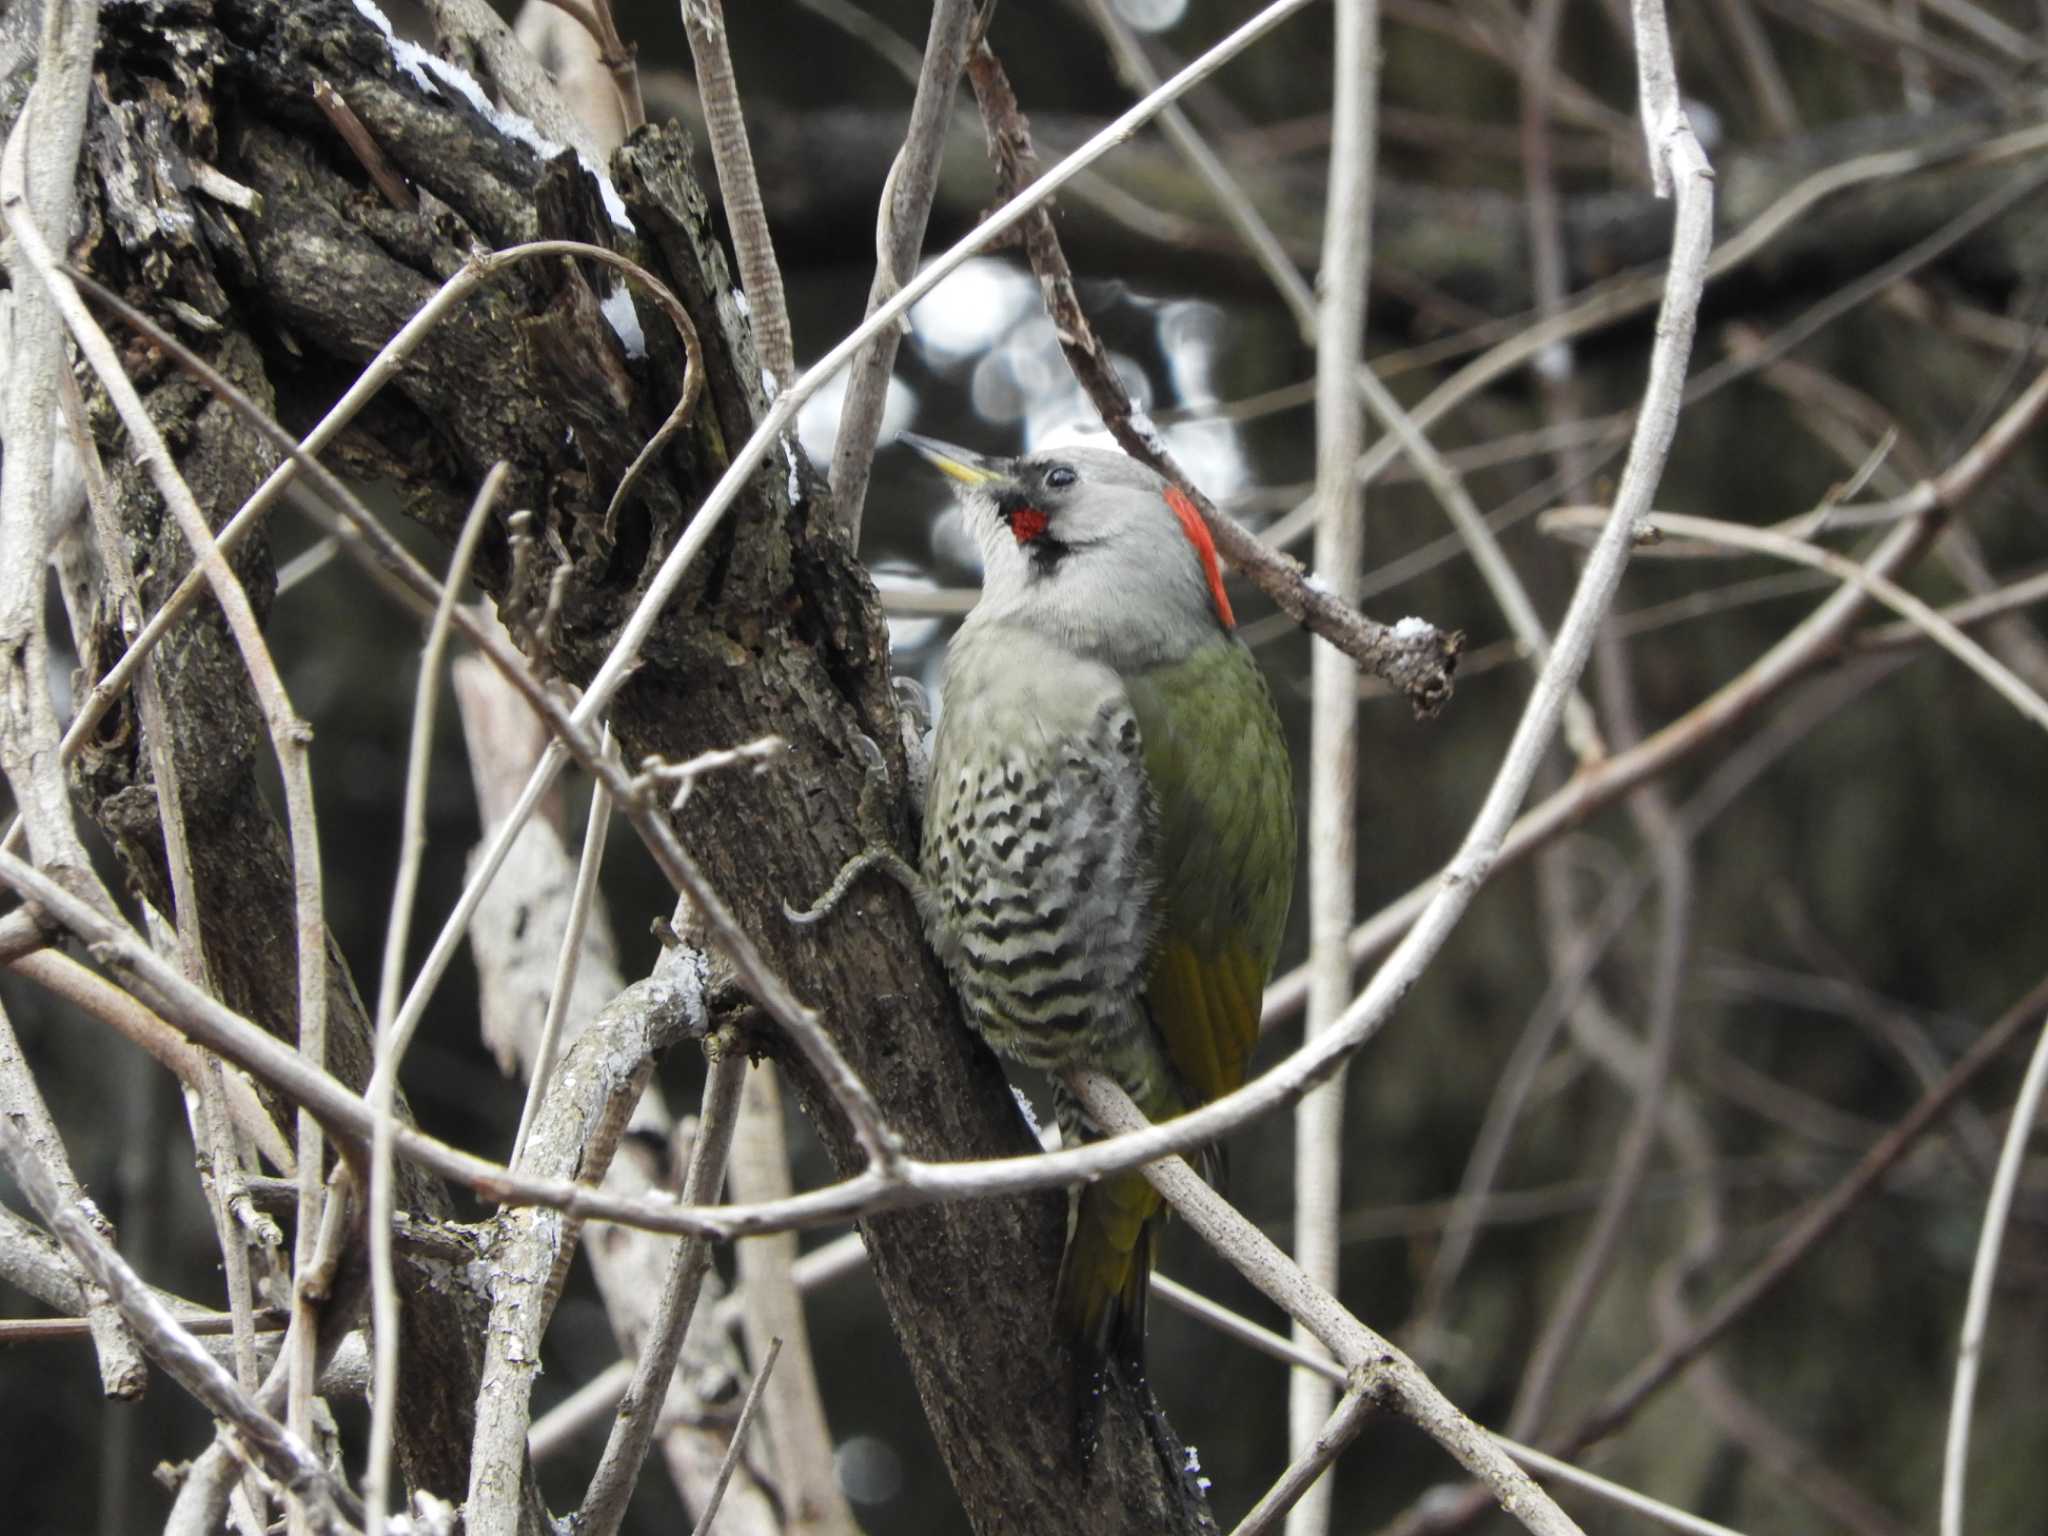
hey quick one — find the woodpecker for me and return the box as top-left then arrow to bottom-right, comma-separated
901,433 -> 1296,1372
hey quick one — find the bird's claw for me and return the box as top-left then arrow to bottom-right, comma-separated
784,846 -> 924,928
785,730 -> 929,927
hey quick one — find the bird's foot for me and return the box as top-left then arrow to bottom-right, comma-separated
891,675 -> 932,819
782,844 -> 923,926
783,733 -> 926,926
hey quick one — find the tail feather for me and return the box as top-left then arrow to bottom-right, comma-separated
1054,1171 -> 1164,1373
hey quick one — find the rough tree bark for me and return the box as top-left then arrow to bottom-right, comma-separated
6,1 -> 1212,1529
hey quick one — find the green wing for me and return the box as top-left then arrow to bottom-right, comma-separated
1055,635 -> 1295,1366
1128,636 -> 1296,1112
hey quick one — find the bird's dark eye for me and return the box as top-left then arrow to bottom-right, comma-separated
1045,464 -> 1078,491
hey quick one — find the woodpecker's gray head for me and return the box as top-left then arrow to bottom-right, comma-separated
899,434 -> 1235,664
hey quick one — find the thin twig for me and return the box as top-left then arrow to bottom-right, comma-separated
0,1309 -> 284,1343
827,0 -> 977,537
577,1046 -> 748,1536
195,1055 -> 266,1414
364,465 -> 508,1534
0,0 -> 103,907
689,1335 -> 783,1536
1541,506 -> 2048,733
726,1061 -> 857,1534
1066,1070 -> 1585,1536
0,994 -> 145,1396
1496,1439 -> 1756,1536
1078,0 -> 1317,336
508,725 -> 618,1168
1939,1008 -> 2048,1536
680,0 -> 794,388
1856,565 -> 2048,652
1264,354 -> 2048,1029
1236,1389 -> 1375,1536
1289,1 -> 1377,1528
311,78 -> 415,210
0,1118 -> 362,1536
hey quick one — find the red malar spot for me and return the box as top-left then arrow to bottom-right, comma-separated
1010,505 -> 1050,544
1163,485 -> 1235,629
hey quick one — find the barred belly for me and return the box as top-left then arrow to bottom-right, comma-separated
922,687 -> 1158,1080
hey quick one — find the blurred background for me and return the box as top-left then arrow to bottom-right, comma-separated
4,0 -> 2047,1532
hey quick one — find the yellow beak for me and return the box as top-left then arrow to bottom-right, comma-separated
897,432 -> 1007,489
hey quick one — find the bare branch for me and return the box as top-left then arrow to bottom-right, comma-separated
0,1117 -> 361,1536
311,78 -> 416,211
463,961 -> 716,1536
0,991 -> 145,1398
1078,0 -> 1317,335
727,1062 -> 857,1534
1940,1008 -> 2048,1536
690,1335 -> 784,1536
1289,2 -> 1377,1527
827,0 -> 978,536
1261,345 -> 2048,1031
576,1044 -> 747,1536
1540,504 -> 2048,733
365,466 -> 508,1533
0,0 -> 101,902
680,0 -> 795,388
508,726 -> 618,1167
1066,1070 -> 1584,1536
1236,1388 -> 1374,1536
